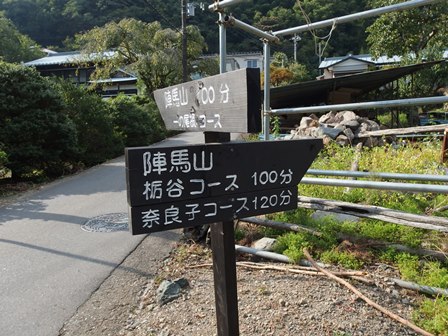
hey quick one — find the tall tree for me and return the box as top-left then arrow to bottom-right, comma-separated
73,18 -> 206,94
366,0 -> 448,58
0,12 -> 43,62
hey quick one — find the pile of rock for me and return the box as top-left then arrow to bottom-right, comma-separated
285,110 -> 383,147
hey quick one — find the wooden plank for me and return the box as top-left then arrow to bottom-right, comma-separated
296,196 -> 448,232
357,124 -> 448,138
125,139 -> 322,207
153,68 -> 261,133
129,186 -> 297,235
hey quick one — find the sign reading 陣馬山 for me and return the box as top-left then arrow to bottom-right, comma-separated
153,68 -> 261,133
125,139 -> 322,235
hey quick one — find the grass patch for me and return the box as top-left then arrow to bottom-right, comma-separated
413,296 -> 448,336
300,141 -> 447,216
320,249 -> 364,269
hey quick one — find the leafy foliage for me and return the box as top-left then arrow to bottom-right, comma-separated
367,0 -> 448,58
0,62 -> 78,180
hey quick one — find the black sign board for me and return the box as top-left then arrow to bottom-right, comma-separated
125,139 -> 322,235
153,68 -> 261,133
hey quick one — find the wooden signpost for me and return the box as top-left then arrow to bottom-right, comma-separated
153,68 -> 261,133
125,68 -> 323,336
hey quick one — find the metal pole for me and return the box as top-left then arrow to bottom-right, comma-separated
271,96 -> 448,115
181,0 -> 188,82
219,12 -> 227,74
301,177 -> 448,194
306,169 -> 448,183
263,41 -> 271,140
291,34 -> 300,63
208,0 -> 248,11
274,0 -> 442,37
223,15 -> 279,43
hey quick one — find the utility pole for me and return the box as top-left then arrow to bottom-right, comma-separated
291,34 -> 301,63
181,0 -> 188,82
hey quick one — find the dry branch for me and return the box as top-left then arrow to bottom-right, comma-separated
187,261 -> 370,282
303,248 -> 434,336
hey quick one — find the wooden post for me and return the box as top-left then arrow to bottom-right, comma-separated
442,128 -> 448,163
205,131 -> 239,336
210,221 -> 239,336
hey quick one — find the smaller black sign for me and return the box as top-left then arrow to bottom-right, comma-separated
129,186 -> 297,235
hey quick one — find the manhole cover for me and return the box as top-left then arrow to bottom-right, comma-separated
82,213 -> 129,233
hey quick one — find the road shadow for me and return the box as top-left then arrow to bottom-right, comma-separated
0,230 -> 179,277
0,199 -> 88,226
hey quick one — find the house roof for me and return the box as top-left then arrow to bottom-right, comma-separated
24,51 -> 115,67
319,49 -> 448,69
270,61 -> 443,109
319,54 -> 401,69
89,77 -> 137,84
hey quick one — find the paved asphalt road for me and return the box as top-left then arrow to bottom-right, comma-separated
0,132 -> 206,336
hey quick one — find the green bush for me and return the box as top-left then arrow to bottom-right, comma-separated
0,62 -> 78,180
0,145 -> 8,177
55,80 -> 123,166
108,95 -> 166,147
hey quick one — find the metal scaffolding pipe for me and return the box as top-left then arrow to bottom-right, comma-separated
219,12 -> 227,74
274,0 -> 442,37
223,15 -> 280,43
307,169 -> 448,183
263,42 -> 271,140
208,0 -> 248,11
301,177 -> 448,194
271,96 -> 448,115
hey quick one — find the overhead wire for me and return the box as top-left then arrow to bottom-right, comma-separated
143,0 -> 183,34
296,0 -> 337,60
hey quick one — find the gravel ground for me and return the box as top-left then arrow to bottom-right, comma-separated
119,244 -> 422,336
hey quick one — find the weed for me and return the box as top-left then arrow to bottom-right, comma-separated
274,232 -> 312,262
413,296 -> 448,336
172,243 -> 210,263
395,253 -> 448,288
320,249 -> 364,269
271,115 -> 281,138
